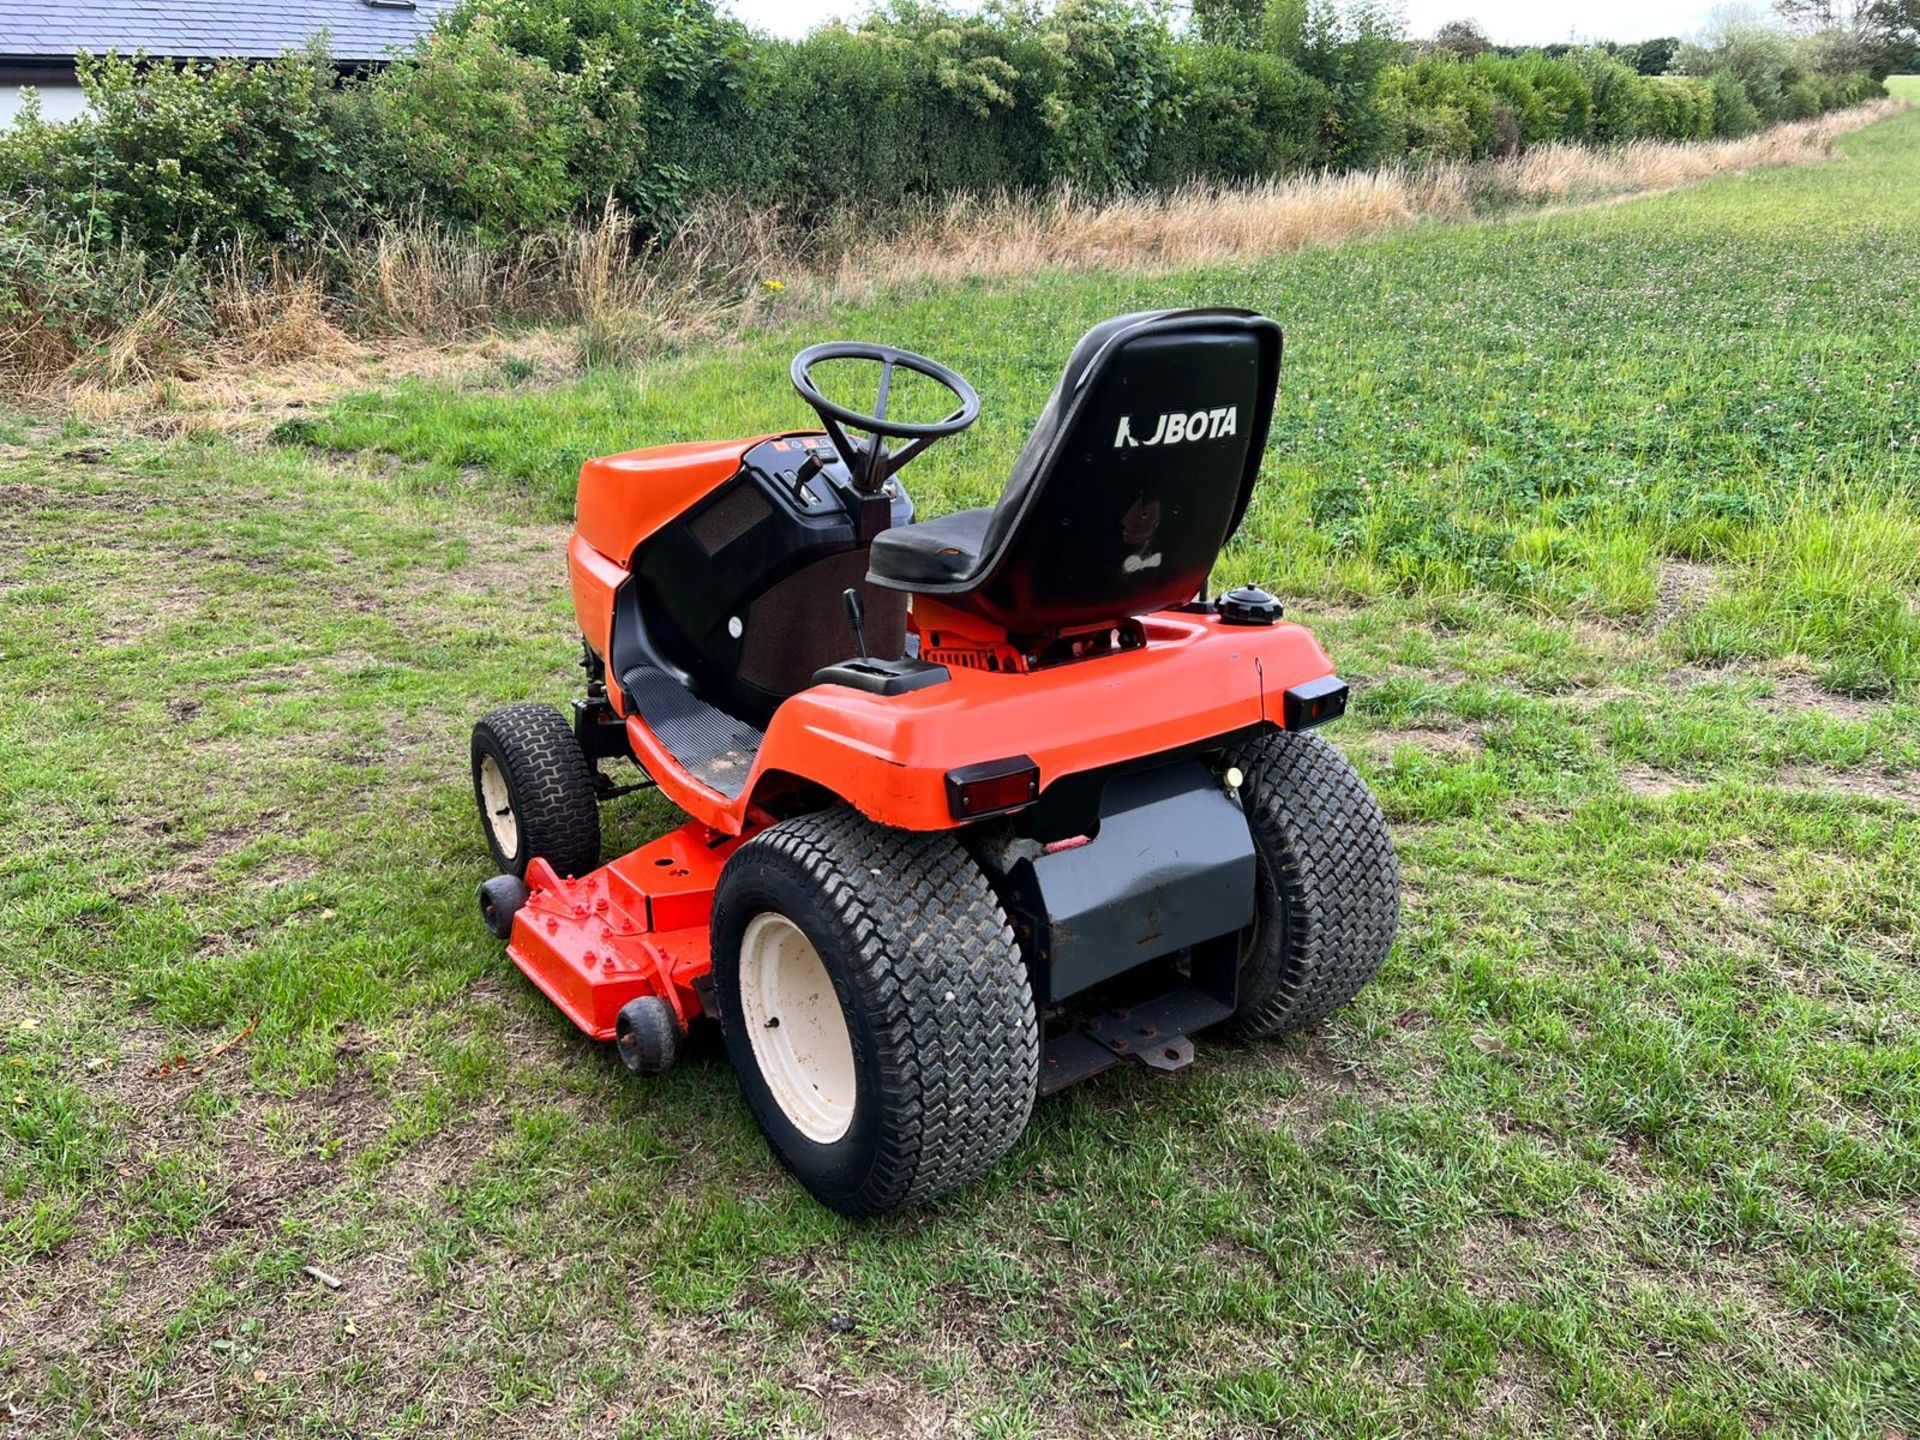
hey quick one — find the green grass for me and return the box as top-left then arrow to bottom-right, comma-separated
4,100 -> 1919,1437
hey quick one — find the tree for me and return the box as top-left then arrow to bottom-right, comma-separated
1193,0 -> 1266,48
1631,36 -> 1681,73
1264,0 -> 1406,167
1431,19 -> 1492,55
1775,0 -> 1919,77
1675,6 -> 1796,118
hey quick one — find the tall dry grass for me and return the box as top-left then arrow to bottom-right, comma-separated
2,97 -> 1904,412
825,98 -> 1907,295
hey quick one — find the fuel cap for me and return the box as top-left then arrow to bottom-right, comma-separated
1216,585 -> 1283,626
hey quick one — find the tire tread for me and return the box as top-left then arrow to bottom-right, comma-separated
472,702 -> 601,878
1228,730 -> 1399,1038
720,810 -> 1038,1214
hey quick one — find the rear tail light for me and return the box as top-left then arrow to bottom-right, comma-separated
946,756 -> 1040,819
1284,675 -> 1349,730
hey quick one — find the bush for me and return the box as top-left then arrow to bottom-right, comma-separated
0,48 -> 357,252
1569,47 -> 1649,142
350,20 -> 604,240
1642,76 -> 1716,140
1677,15 -> 1795,121
1037,0 -> 1175,191
1149,45 -> 1330,181
1708,68 -> 1762,137
441,0 -> 750,226
1514,53 -> 1595,142
1469,53 -> 1593,148
1813,70 -> 1888,108
1781,76 -> 1823,118
1265,0 -> 1403,169
1380,55 -> 1495,162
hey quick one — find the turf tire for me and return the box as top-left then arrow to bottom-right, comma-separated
470,703 -> 601,879
1227,729 -> 1399,1039
711,808 -> 1038,1216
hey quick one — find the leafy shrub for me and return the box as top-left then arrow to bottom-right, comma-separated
349,20 -> 602,240
441,0 -> 750,226
1813,71 -> 1888,108
1677,14 -> 1795,121
1469,53 -> 1592,148
1149,45 -> 1330,181
0,48 -> 356,251
1265,0 -> 1404,169
1514,54 -> 1594,142
1035,0 -> 1174,190
1642,76 -> 1716,140
1708,68 -> 1762,137
1569,47 -> 1649,143
1380,55 -> 1495,162
1781,77 -> 1824,118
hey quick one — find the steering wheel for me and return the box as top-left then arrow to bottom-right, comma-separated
790,342 -> 980,494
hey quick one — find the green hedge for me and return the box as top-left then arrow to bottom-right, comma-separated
0,0 -> 1889,261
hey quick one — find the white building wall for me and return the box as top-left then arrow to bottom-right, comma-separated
1,83 -> 89,126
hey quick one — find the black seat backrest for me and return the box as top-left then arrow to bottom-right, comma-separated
934,308 -> 1281,636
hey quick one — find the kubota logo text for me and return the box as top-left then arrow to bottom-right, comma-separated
1113,406 -> 1238,448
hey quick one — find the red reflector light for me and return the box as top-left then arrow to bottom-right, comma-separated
1283,674 -> 1349,730
945,756 -> 1040,819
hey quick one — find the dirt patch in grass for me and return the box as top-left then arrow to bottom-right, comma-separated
1354,726 -> 1485,760
1761,669 -> 1886,723
150,813 -> 291,895
1246,1031 -> 1403,1148
1618,766 -> 1697,798
0,1026 -> 532,1435
1654,558 -> 1720,625
1776,764 -> 1920,808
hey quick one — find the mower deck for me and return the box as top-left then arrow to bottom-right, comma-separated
507,823 -> 745,1039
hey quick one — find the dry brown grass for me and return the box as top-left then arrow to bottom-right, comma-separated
825,98 -> 1908,294
2,97 -> 1903,423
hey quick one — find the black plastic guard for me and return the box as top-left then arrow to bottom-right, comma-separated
1007,759 -> 1255,1003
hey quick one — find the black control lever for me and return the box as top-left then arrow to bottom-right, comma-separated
842,588 -> 868,661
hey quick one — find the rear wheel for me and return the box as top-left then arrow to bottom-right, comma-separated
470,703 -> 601,879
1227,730 -> 1399,1038
711,809 -> 1038,1216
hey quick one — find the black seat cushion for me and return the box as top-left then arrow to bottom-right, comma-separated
867,507 -> 991,586
866,309 -> 1282,638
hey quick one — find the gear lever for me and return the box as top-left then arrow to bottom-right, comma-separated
842,588 -> 869,662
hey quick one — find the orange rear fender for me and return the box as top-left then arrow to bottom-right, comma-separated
741,612 -> 1334,832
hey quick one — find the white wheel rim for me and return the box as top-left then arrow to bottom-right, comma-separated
738,912 -> 857,1144
479,755 -> 519,860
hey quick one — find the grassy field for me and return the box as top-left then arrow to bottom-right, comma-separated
3,87 -> 1917,1437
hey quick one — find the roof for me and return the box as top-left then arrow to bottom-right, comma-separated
0,0 -> 457,66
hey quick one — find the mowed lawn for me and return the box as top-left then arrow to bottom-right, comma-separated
4,89 -> 1918,1438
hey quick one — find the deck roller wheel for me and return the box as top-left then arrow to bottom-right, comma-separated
615,996 -> 686,1077
477,873 -> 528,940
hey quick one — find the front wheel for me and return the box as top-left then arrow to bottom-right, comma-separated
710,809 -> 1038,1216
470,703 -> 601,879
1227,729 -> 1400,1038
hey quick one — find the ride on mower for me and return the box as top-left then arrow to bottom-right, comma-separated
470,308 -> 1399,1215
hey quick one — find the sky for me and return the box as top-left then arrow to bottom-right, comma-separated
721,0 -> 1724,45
